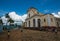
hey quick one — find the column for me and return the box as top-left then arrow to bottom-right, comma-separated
27,21 -> 29,27
35,18 -> 38,27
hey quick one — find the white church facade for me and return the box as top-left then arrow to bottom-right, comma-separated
24,7 -> 60,27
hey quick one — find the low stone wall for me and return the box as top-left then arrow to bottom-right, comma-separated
23,26 -> 60,32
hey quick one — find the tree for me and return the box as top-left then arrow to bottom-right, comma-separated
5,13 -> 14,25
5,13 -> 14,30
8,18 -> 14,26
0,17 -> 3,25
8,18 -> 14,23
5,13 -> 10,18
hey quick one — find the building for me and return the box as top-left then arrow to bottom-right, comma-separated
24,7 -> 60,28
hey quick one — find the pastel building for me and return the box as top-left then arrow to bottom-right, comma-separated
24,7 -> 60,27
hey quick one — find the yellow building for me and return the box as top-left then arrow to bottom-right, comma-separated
24,7 -> 60,27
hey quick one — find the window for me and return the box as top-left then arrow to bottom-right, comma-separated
33,19 -> 35,27
38,19 -> 41,27
29,14 -> 30,17
51,18 -> 53,22
29,21 -> 30,27
44,19 -> 46,22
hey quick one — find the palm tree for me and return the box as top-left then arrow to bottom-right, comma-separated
5,13 -> 14,25
8,18 -> 14,25
5,13 -> 14,29
8,18 -> 14,29
5,13 -> 10,18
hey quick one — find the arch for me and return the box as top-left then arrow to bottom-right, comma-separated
33,19 -> 35,27
37,19 -> 41,27
29,21 -> 30,27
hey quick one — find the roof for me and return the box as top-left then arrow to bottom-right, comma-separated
27,7 -> 37,12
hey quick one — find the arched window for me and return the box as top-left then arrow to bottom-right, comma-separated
44,19 -> 46,22
51,18 -> 53,22
33,19 -> 35,27
37,19 -> 41,27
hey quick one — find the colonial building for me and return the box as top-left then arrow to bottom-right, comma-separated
24,7 -> 60,27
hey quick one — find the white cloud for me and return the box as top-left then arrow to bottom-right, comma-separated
8,12 -> 27,22
1,11 -> 27,25
52,12 -> 60,18
22,14 -> 27,22
9,12 -> 22,21
58,12 -> 60,16
1,16 -> 9,25
1,16 -> 8,23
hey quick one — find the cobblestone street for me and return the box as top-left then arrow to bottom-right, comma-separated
0,29 -> 60,41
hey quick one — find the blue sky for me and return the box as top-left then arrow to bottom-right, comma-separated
0,0 -> 60,16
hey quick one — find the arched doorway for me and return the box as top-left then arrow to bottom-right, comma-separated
29,21 -> 30,27
37,19 -> 41,27
33,19 -> 35,27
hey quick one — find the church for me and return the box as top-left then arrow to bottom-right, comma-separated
24,7 -> 60,28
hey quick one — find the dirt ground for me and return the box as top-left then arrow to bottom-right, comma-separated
0,28 -> 60,41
